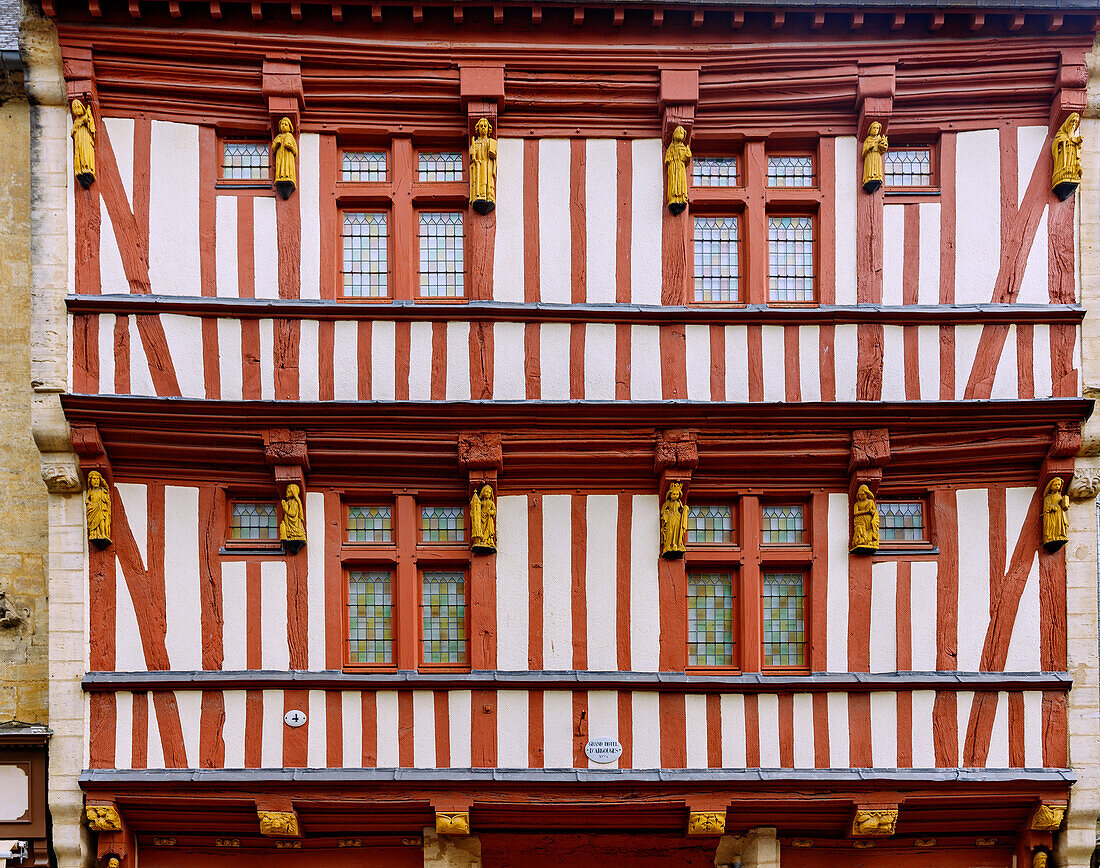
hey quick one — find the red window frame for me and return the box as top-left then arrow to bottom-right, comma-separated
216,135 -> 273,188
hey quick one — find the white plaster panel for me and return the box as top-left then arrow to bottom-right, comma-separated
495,495 -> 529,671
1023,690 -> 1043,767
493,138 -> 525,303
307,689 -> 327,768
370,320 -> 396,401
1034,324 -> 1052,398
869,691 -> 898,768
493,322 -> 525,400
260,689 -> 283,767
161,314 -> 204,398
217,318 -> 243,400
253,196 -> 279,299
306,490 -> 326,669
540,322 -> 571,401
446,320 -> 472,401
412,689 -> 435,767
1018,207 -> 1050,306
163,486 -> 201,670
147,700 -> 164,769
917,325 -> 941,400
834,136 -> 858,305
630,139 -> 663,306
833,324 -> 858,401
586,494 -> 618,670
955,129 -> 1001,303
956,488 -> 990,671
630,495 -> 661,671
827,692 -> 849,766
956,690 -> 974,762
496,690 -> 529,768
539,139 -> 572,304
584,323 -> 616,401
341,690 -> 363,767
97,313 -> 116,394
215,195 -> 239,298
799,325 -> 821,403
220,561 -> 247,670
881,204 -> 905,305
1017,126 -> 1049,208
114,691 -> 133,769
448,690 -> 472,768
792,693 -> 815,768
586,690 -> 620,769
115,564 -> 145,671
757,694 -> 780,767
991,324 -> 1018,400
260,560 -> 290,670
911,690 -> 936,767
720,694 -> 747,768
299,133 -> 321,299
298,319 -> 320,402
685,694 -> 708,769
100,199 -> 128,294
684,324 -> 711,402
988,691 -> 1010,768
177,690 -> 202,768
543,691 -> 574,767
375,691 -> 399,767
917,202 -> 941,305
331,320 -> 358,401
149,121 -> 200,296
586,138 -> 617,304
909,560 -> 939,671
761,325 -> 785,402
542,494 -> 573,668
128,315 -> 155,396
725,325 -> 749,402
880,325 -> 906,402
258,318 -> 275,400
1005,555 -> 1041,672
826,493 -> 850,671
116,482 -> 148,567
869,560 -> 898,673
631,692 -> 661,768
954,324 -> 982,400
630,325 -> 662,400
407,320 -> 433,402
104,117 -> 135,207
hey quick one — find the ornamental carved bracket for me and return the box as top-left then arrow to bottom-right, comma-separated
686,811 -> 726,836
850,807 -> 898,838
263,428 -> 309,488
659,67 -> 699,145
71,423 -> 110,474
458,432 -> 503,475
86,804 -> 122,832
460,65 -> 504,136
262,59 -> 304,130
856,63 -> 895,138
1052,50 -> 1086,127
1042,420 -> 1079,498
1030,803 -> 1066,832
257,808 -> 300,838
435,811 -> 471,836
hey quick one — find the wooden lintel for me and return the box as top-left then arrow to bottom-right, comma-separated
1047,13 -> 1064,31
411,4 -> 423,23
968,12 -> 985,31
929,11 -> 944,30
651,7 -> 663,26
771,10 -> 784,29
729,9 -> 743,28
850,11 -> 863,30
691,8 -> 704,27
890,12 -> 904,30
573,6 -> 583,25
811,11 -> 824,29
612,6 -> 624,25
1008,13 -> 1025,31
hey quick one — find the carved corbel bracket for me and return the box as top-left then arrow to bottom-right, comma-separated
850,806 -> 898,838
458,432 -> 503,489
848,427 -> 889,496
71,423 -> 111,481
1042,420 -> 1080,491
654,429 -> 699,498
432,798 -> 472,836
686,799 -> 728,836
87,803 -> 133,866
263,428 -> 309,489
1030,802 -> 1066,832
1051,50 -> 1086,127
659,67 -> 699,144
262,58 -> 305,131
460,65 -> 504,136
856,63 -> 895,138
63,46 -> 98,106
256,800 -> 300,837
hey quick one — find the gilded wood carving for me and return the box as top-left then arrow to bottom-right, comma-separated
469,118 -> 498,214
686,812 -> 725,835
1042,478 -> 1069,553
850,484 -> 879,554
470,484 -> 497,554
664,125 -> 691,214
257,810 -> 300,837
861,121 -> 888,193
1052,113 -> 1082,201
435,811 -> 470,835
1031,804 -> 1066,831
851,808 -> 897,837
272,116 -> 298,199
660,481 -> 688,558
279,483 -> 306,553
86,805 -> 122,831
71,99 -> 96,189
85,471 -> 112,550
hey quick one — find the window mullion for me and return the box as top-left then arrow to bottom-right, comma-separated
391,137 -> 416,301
394,493 -> 419,669
740,494 -> 763,672
743,140 -> 768,306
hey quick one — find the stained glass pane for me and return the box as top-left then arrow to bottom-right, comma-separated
767,155 -> 814,187
230,502 -> 277,540
348,569 -> 393,664
768,216 -> 814,302
342,212 -> 388,297
342,150 -> 387,182
693,157 -> 739,187
347,505 -> 392,543
419,212 -> 464,298
879,500 -> 925,542
687,573 -> 735,666
694,216 -> 739,302
762,572 -> 805,666
422,571 -> 467,664
222,142 -> 269,181
687,506 -> 733,544
418,152 -> 463,182
421,506 -> 465,542
885,148 -> 932,187
762,505 -> 805,545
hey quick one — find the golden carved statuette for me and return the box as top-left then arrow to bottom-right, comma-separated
914,839 -> 936,848
86,805 -> 122,831
1042,478 -> 1069,553
272,116 -> 298,200
86,470 -> 112,550
790,839 -> 813,848
436,811 -> 470,836
975,838 -> 997,847
279,483 -> 306,553
861,121 -> 889,193
107,858 -> 120,868
470,484 -> 497,554
153,837 -> 176,846
660,481 -> 688,559
275,840 -> 302,849
1033,851 -> 1049,868
258,810 -> 300,837
1052,112 -> 1082,201
215,839 -> 240,847
339,839 -> 362,847
851,808 -> 897,837
853,841 -> 876,849
687,811 -> 726,836
1031,804 -> 1066,831
71,99 -> 96,189
664,125 -> 691,215
469,117 -> 498,214
850,484 -> 880,554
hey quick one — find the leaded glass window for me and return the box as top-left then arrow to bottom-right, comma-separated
422,571 -> 467,664
694,216 -> 739,303
347,506 -> 392,543
768,216 -> 814,302
419,212 -> 464,298
221,141 -> 270,181
230,502 -> 278,540
761,505 -> 805,545
884,148 -> 933,187
421,506 -> 465,542
687,573 -> 735,666
762,573 -> 805,666
879,500 -> 925,542
342,150 -> 387,182
767,155 -> 814,187
687,506 -> 733,544
418,152 -> 463,182
342,212 -> 388,297
348,570 -> 393,664
692,157 -> 739,187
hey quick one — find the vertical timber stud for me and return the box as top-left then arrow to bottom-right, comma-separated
659,67 -> 698,307
847,429 -> 890,678
655,430 -> 698,671
460,66 -> 504,303
458,433 -> 503,671
263,60 -> 305,301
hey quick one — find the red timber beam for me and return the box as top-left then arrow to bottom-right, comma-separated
660,66 -> 697,313
460,64 -> 503,321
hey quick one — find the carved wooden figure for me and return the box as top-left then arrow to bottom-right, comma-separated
468,117 -> 498,214
470,484 -> 497,554
1042,477 -> 1069,552
1052,112 -> 1082,200
660,481 -> 688,558
850,484 -> 879,553
279,483 -> 306,553
272,116 -> 298,200
85,470 -> 112,550
71,99 -> 96,189
861,121 -> 888,193
664,125 -> 691,214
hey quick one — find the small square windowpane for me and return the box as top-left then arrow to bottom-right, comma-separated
222,142 -> 269,181
419,212 -> 464,298
694,216 -> 739,303
768,216 -> 814,303
768,156 -> 814,187
421,506 -> 465,542
693,157 -> 739,187
422,571 -> 467,664
762,505 -> 805,545
878,500 -> 925,542
762,572 -> 805,666
687,506 -> 733,544
230,502 -> 277,541
342,150 -> 387,183
347,505 -> 392,543
885,148 -> 933,187
688,573 -> 735,666
348,569 -> 393,664
418,152 -> 463,182
342,212 -> 388,298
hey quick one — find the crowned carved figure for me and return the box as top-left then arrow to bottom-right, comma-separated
664,125 -> 692,215
279,483 -> 306,553
1052,112 -> 1083,200
660,482 -> 688,558
861,121 -> 889,193
85,471 -> 112,550
71,99 -> 96,189
850,484 -> 879,554
1042,477 -> 1069,552
470,484 -> 497,554
272,116 -> 298,200
469,118 -> 498,214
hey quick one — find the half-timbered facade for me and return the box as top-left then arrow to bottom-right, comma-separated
26,1 -> 1100,866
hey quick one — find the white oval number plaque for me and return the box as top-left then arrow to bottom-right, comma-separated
584,738 -> 623,764
284,709 -> 307,728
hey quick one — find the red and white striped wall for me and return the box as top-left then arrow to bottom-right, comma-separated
69,313 -> 1079,403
